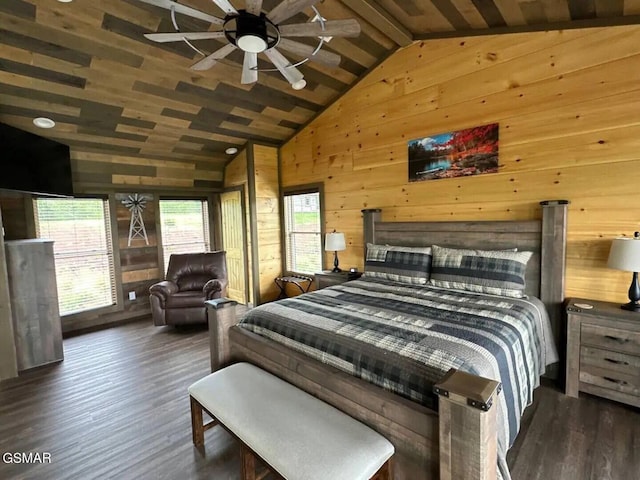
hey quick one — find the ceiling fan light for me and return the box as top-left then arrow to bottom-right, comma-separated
33,117 -> 56,129
291,79 -> 307,90
237,34 -> 268,53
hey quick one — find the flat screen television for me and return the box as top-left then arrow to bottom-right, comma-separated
0,123 -> 73,197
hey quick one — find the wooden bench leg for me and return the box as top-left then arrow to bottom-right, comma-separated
241,444 -> 256,480
190,396 -> 204,447
370,458 -> 393,480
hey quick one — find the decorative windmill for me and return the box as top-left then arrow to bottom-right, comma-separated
122,194 -> 149,247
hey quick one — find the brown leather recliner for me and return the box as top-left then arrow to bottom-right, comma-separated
150,251 -> 228,326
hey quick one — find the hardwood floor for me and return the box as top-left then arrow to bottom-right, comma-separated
1,317 -> 639,480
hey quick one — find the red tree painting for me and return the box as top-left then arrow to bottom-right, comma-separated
408,123 -> 499,182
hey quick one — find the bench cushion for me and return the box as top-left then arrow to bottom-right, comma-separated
189,362 -> 394,480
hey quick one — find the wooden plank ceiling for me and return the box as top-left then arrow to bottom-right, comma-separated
0,0 -> 638,192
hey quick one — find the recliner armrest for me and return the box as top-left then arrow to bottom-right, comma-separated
149,281 -> 179,306
203,278 -> 228,300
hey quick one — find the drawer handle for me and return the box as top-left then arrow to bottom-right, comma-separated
603,376 -> 628,386
604,335 -> 629,343
604,358 -> 630,366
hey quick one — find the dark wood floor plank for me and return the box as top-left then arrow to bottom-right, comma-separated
1,317 -> 639,480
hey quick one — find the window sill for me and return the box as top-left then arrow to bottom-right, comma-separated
62,302 -> 122,322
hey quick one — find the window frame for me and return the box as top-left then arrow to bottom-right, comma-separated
157,196 -> 215,275
280,183 -> 325,276
32,194 -> 123,320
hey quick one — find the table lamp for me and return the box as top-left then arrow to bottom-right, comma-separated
607,231 -> 640,312
325,231 -> 346,273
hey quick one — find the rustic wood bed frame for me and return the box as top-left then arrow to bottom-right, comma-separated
207,200 -> 569,480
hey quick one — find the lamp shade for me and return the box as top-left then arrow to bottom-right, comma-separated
608,237 -> 640,272
325,232 -> 346,252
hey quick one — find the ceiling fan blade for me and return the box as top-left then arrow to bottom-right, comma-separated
245,0 -> 263,16
211,0 -> 238,15
264,47 -> 304,86
241,51 -> 258,84
277,38 -> 341,67
135,0 -> 224,25
268,0 -> 319,25
280,19 -> 361,38
191,43 -> 236,70
144,31 -> 225,43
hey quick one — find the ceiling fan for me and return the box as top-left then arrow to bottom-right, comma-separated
138,0 -> 361,90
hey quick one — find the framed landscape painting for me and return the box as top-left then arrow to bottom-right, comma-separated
408,123 -> 499,182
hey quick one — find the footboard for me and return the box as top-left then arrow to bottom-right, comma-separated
206,302 -> 500,480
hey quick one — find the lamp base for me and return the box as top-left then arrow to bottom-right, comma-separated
621,302 -> 640,312
332,250 -> 341,274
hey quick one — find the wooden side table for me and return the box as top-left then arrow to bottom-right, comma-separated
315,270 -> 363,290
566,298 -> 640,407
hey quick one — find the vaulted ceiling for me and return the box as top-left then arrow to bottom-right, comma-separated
0,0 -> 638,192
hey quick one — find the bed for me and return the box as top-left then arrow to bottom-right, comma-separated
209,200 -> 569,480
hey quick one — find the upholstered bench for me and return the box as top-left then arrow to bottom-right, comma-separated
189,362 -> 395,480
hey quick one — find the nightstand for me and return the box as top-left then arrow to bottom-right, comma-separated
566,298 -> 640,408
315,270 -> 363,289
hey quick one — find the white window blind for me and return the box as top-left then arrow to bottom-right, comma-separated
159,200 -> 211,272
284,191 -> 322,274
34,198 -> 117,316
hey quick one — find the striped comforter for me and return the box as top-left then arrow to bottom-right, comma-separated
238,278 -> 558,480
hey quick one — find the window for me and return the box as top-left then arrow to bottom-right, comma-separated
283,189 -> 322,274
159,199 -> 211,271
34,198 -> 116,316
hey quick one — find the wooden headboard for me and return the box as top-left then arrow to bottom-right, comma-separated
362,200 -> 569,376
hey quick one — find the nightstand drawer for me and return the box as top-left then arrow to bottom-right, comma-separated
581,323 -> 640,355
566,298 -> 640,407
315,271 -> 362,290
580,364 -> 640,397
580,346 -> 640,376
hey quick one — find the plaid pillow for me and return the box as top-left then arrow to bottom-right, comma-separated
429,245 -> 532,298
364,243 -> 432,285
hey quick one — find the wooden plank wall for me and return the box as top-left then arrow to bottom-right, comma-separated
0,190 -> 192,333
224,149 -> 254,304
280,24 -> 640,304
0,206 -> 19,380
253,145 -> 281,303
0,193 -> 29,240
224,144 -> 281,305
70,151 -> 224,194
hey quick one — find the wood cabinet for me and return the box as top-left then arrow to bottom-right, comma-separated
5,239 -> 63,371
315,271 -> 363,290
566,298 -> 640,407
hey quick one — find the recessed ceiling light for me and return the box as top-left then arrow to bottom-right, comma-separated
33,117 -> 56,129
225,147 -> 239,155
57,0 -> 73,3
